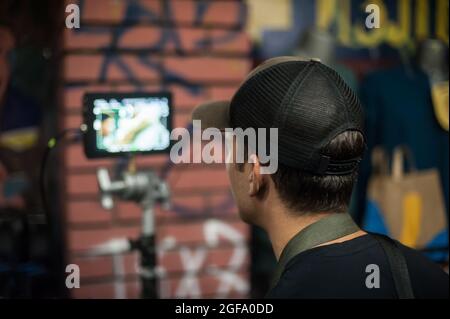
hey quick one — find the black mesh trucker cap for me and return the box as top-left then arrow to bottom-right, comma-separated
192,56 -> 365,175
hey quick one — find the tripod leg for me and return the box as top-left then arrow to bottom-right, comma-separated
140,234 -> 157,299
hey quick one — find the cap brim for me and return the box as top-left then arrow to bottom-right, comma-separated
191,100 -> 231,131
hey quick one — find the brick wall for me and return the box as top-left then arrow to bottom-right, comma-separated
61,0 -> 251,298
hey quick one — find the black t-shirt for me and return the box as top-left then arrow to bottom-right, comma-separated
266,234 -> 449,298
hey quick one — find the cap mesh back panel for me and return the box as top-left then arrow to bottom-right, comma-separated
318,64 -> 364,131
230,61 -> 309,130
230,61 -> 364,173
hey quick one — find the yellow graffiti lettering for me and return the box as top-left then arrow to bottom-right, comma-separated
415,0 -> 429,41
387,0 -> 411,48
436,0 -> 449,45
316,0 -> 337,30
337,0 -> 352,45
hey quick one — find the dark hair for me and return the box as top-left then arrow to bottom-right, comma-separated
270,130 -> 365,214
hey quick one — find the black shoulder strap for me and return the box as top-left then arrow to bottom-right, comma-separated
371,233 -> 415,299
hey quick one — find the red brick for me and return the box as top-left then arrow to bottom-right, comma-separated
168,0 -> 196,25
200,1 -> 245,27
133,154 -> 170,168
71,0 -> 161,24
64,144 -> 114,169
171,0 -> 244,27
64,28 -> 112,50
71,280 -> 140,299
204,246 -> 249,270
66,173 -> 99,196
164,57 -> 250,82
168,84 -> 209,111
69,245 -> 249,278
70,0 -> 245,27
176,27 -> 210,52
113,253 -> 140,276
64,167 -> 230,197
63,114 -> 83,130
69,244 -> 248,279
115,192 -> 237,223
63,84 -> 160,110
63,143 -> 168,170
161,246 -> 249,273
166,167 -> 230,191
64,54 -> 161,82
115,201 -> 142,221
65,25 -> 247,55
158,194 -> 209,220
153,195 -> 237,222
116,194 -> 207,221
66,200 -> 113,225
67,219 -> 248,253
161,271 -> 249,298
210,30 -> 251,54
173,112 -> 190,129
119,27 -> 208,53
67,226 -> 140,252
69,252 -> 139,279
71,282 -> 116,299
63,83 -> 206,113
116,27 -> 161,50
68,255 -> 114,278
168,194 -> 206,212
207,192 -> 238,216
71,273 -> 249,298
157,219 -> 249,246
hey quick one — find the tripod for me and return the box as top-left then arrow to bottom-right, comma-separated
96,162 -> 170,299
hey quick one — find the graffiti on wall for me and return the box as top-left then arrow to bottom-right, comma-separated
63,0 -> 252,299
247,0 -> 449,58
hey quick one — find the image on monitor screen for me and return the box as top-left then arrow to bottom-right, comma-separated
92,96 -> 171,154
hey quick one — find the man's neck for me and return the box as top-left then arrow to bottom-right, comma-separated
264,211 -> 332,260
264,211 -> 365,261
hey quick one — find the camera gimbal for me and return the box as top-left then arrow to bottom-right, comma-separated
95,162 -> 170,299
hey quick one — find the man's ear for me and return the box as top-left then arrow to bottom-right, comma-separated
248,154 -> 265,196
